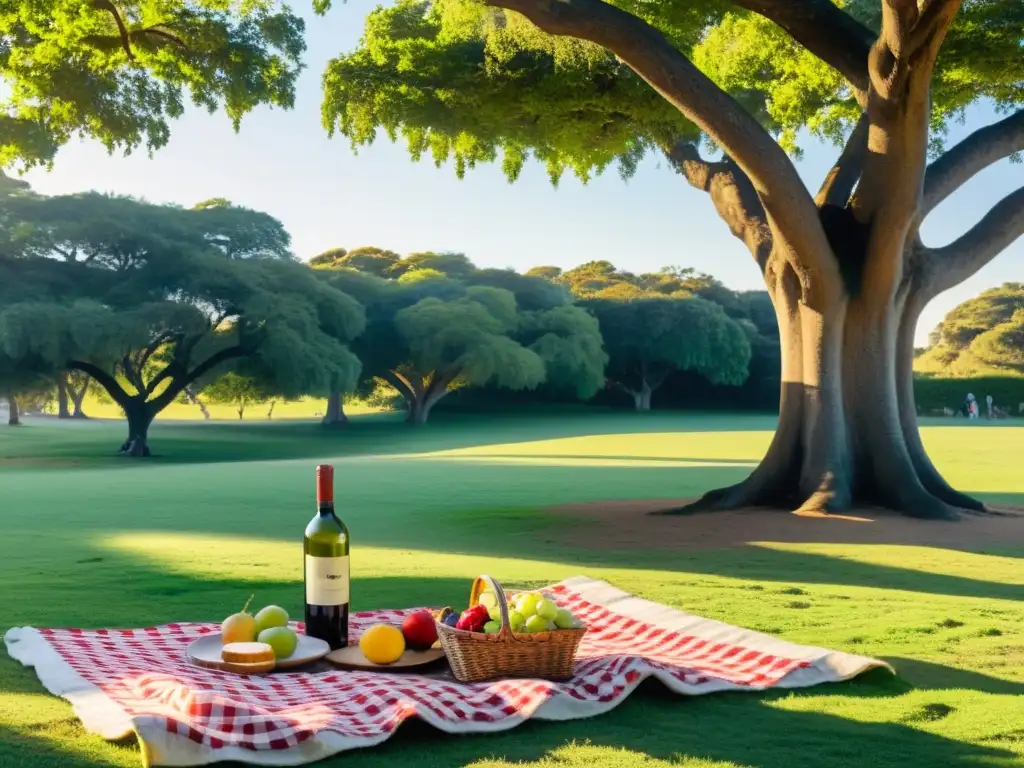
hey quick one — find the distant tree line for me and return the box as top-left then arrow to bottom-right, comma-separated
3,180 -> 1015,452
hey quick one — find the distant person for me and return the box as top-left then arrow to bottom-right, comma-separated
968,394 -> 979,420
986,394 -> 994,419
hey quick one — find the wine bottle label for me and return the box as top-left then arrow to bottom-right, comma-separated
305,555 -> 350,606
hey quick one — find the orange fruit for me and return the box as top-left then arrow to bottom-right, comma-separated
359,624 -> 405,664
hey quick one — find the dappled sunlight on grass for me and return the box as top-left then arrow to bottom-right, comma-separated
391,455 -> 756,468
413,431 -> 773,461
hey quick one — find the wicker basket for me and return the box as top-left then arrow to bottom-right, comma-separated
435,575 -> 587,683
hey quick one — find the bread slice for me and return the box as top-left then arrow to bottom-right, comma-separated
217,658 -> 276,675
222,642 -> 275,664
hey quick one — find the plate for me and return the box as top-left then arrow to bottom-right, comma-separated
326,645 -> 446,672
187,633 -> 331,673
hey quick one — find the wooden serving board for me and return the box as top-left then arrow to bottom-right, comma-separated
326,645 -> 446,672
187,634 -> 331,674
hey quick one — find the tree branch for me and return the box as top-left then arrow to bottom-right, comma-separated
921,185 -> 1024,295
664,142 -> 774,272
148,345 -> 249,413
922,108 -> 1024,215
731,0 -> 874,97
120,354 -> 145,395
138,331 -> 175,375
68,360 -> 131,410
382,370 -> 417,407
90,0 -> 134,60
488,0 -> 836,284
815,113 -> 869,208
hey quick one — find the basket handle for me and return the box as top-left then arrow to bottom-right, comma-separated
469,574 -> 519,641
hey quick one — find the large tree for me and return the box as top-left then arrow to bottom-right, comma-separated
320,262 -> 607,423
322,0 -> 1024,518
2,0 -> 305,170
585,294 -> 752,411
0,193 -> 364,454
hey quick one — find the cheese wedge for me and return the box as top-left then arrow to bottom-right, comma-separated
222,642 -> 275,664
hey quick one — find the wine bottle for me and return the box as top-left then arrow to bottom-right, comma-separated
304,464 -> 349,649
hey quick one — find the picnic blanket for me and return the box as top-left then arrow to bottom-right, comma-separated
5,576 -> 890,767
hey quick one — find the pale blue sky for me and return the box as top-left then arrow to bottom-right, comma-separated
21,1 -> 1022,345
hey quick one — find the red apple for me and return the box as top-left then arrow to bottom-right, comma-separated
402,610 -> 439,650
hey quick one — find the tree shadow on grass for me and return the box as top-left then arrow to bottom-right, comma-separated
1,410 -> 781,469
884,657 -> 1024,695
4,568 -> 1019,768
644,545 -> 1024,602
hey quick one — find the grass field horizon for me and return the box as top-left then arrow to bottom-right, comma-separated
1,412 -> 1022,767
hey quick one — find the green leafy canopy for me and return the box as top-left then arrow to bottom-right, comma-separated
2,0 -> 306,169
0,191 -> 365,419
321,0 -> 1024,179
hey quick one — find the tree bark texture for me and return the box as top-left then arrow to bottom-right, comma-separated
484,0 -> 1023,518
322,392 -> 348,426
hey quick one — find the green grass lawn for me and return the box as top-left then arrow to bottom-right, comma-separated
1,411 -> 1022,768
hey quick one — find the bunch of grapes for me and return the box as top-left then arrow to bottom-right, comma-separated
476,590 -> 583,634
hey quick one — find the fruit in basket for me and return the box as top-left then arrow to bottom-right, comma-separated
524,615 -> 555,633
509,611 -> 525,632
456,604 -> 490,632
442,612 -> 460,628
515,592 -> 542,617
254,605 -> 289,634
221,595 -> 258,644
401,610 -> 438,650
554,608 -> 575,629
477,591 -> 498,610
258,626 -> 298,659
483,620 -> 501,634
535,599 -> 558,621
359,624 -> 406,664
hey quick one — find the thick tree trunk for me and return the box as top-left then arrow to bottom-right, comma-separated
69,378 -> 89,418
121,405 -> 154,457
237,403 -> 245,420
405,386 -> 449,425
321,392 -> 348,427
665,266 -> 968,520
630,382 -> 653,412
6,392 -> 20,426
57,378 -> 71,419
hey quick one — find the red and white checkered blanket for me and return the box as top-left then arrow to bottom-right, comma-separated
5,576 -> 888,766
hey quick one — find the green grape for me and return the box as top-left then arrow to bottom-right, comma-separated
554,608 -> 575,629
508,611 -> 525,631
524,615 -> 552,634
488,604 -> 502,621
516,593 -> 541,617
478,591 -> 498,610
535,599 -> 558,621
483,620 -> 501,634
